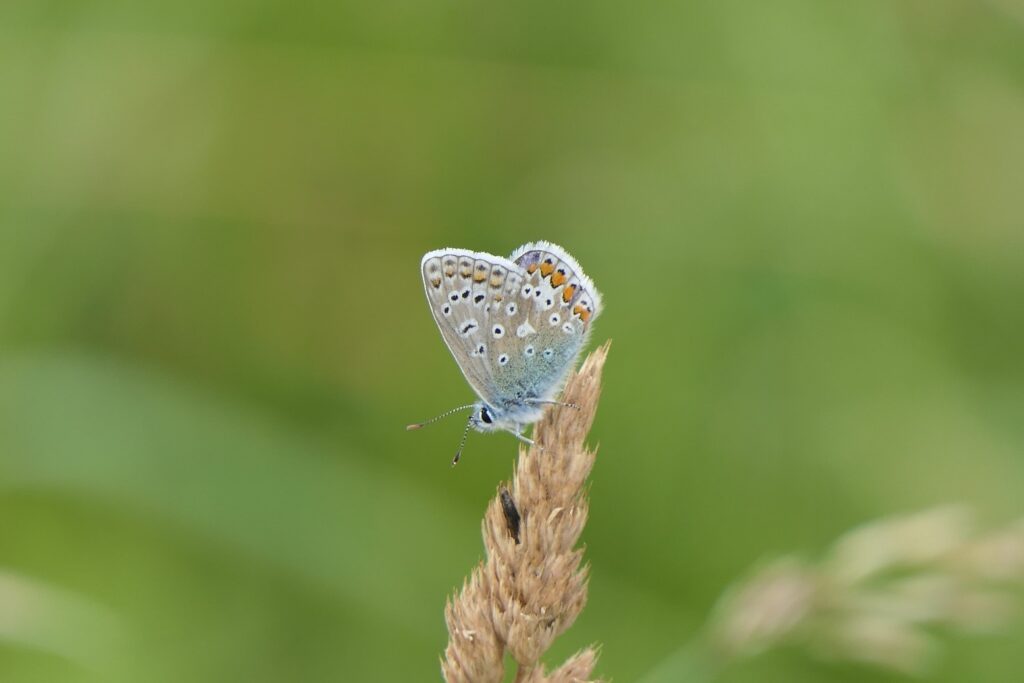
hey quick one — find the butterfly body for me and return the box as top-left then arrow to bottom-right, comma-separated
417,242 -> 601,457
467,400 -> 545,435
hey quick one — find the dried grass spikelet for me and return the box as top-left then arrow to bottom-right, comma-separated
441,342 -> 610,683
709,505 -> 1024,676
442,566 -> 506,683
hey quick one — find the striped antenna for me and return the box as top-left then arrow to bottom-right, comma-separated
451,418 -> 473,467
406,404 -> 476,431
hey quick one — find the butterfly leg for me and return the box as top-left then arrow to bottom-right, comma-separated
506,429 -> 535,447
525,398 -> 580,411
506,425 -> 544,451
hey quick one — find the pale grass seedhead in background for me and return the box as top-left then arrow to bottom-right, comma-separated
441,342 -> 610,683
709,505 -> 1024,676
0,569 -> 120,667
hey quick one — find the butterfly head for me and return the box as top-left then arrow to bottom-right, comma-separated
468,402 -> 503,433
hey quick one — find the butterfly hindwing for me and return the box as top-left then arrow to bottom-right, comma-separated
505,242 -> 602,401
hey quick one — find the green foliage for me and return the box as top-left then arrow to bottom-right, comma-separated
1,1 -> 1023,680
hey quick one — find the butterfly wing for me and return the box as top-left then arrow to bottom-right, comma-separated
420,249 -> 525,404
497,241 -> 603,402
421,242 -> 602,410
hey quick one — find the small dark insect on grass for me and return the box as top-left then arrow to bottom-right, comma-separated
499,488 -> 521,544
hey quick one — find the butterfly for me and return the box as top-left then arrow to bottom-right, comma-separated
408,242 -> 602,465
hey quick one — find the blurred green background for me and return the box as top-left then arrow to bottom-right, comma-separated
2,1 -> 1023,681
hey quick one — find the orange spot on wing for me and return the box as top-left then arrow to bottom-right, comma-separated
540,261 -> 554,277
562,284 -> 576,302
551,271 -> 566,287
527,263 -> 538,274
573,304 -> 591,323
473,272 -> 487,282
430,277 -> 442,288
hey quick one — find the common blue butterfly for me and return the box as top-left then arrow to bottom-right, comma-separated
408,242 -> 602,464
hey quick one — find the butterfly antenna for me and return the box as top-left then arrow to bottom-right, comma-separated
406,404 -> 476,431
451,418 -> 472,467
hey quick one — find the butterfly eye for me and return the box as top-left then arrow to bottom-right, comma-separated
480,407 -> 493,424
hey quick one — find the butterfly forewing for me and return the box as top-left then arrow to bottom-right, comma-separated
421,249 -> 524,404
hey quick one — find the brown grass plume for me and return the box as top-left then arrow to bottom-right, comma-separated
441,341 -> 610,683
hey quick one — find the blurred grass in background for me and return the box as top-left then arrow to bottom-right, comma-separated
2,0 -> 1023,681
